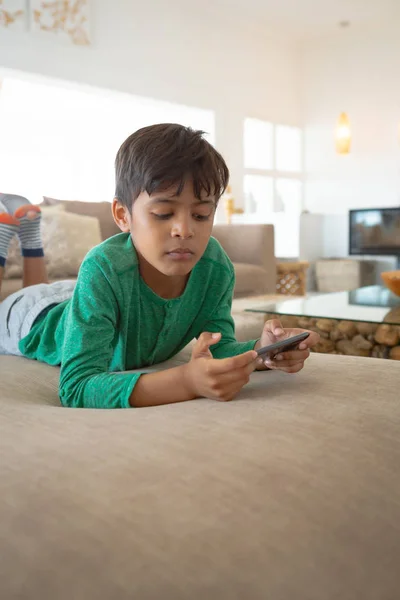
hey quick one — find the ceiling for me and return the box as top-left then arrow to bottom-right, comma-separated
210,0 -> 400,38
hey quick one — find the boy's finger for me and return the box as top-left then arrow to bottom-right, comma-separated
297,330 -> 319,349
263,319 -> 285,338
213,382 -> 245,402
194,332 -> 221,352
273,349 -> 310,362
266,358 -> 304,369
277,363 -> 304,374
212,350 -> 258,374
208,364 -> 256,390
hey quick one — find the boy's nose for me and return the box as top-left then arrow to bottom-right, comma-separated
171,219 -> 194,239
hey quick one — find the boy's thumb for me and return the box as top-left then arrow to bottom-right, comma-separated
198,331 -> 221,346
193,332 -> 221,356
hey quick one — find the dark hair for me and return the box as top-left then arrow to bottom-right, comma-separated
114,123 -> 229,209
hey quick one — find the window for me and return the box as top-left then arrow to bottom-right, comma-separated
243,118 -> 303,217
275,125 -> 302,172
0,74 -> 215,204
244,119 -> 273,170
244,175 -> 274,215
275,178 -> 302,214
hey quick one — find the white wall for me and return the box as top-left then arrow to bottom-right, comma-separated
301,27 -> 400,266
0,0 -> 301,214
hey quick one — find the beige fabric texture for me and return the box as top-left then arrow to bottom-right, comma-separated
233,263 -> 270,296
213,223 -> 276,295
42,211 -> 102,277
1,352 -> 400,600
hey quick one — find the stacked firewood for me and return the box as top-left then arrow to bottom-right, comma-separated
263,314 -> 400,360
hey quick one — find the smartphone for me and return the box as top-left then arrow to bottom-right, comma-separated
256,331 -> 310,359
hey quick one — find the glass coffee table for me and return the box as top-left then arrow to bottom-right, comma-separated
245,285 -> 400,360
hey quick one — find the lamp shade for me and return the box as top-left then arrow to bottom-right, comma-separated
335,112 -> 351,154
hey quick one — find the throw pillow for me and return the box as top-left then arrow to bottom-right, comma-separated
42,211 -> 102,278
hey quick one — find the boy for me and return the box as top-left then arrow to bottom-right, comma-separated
0,124 -> 318,408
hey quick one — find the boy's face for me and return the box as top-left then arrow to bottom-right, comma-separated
113,179 -> 216,279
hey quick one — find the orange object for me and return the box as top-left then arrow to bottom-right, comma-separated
381,270 -> 400,297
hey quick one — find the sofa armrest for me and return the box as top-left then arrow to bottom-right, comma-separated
212,224 -> 276,293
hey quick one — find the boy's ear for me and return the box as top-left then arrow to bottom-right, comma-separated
112,198 -> 131,233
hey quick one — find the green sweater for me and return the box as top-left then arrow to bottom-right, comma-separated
19,234 -> 257,409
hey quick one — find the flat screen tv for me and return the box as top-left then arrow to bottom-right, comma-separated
349,208 -> 400,267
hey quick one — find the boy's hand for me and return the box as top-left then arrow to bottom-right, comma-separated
184,332 -> 258,402
255,319 -> 320,374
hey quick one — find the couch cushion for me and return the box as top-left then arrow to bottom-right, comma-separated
44,211 -> 102,278
1,352 -> 399,599
213,224 -> 276,294
43,197 -> 120,240
233,263 -> 270,296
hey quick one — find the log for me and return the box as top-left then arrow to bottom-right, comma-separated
356,322 -> 378,336
315,319 -> 335,333
389,346 -> 400,360
352,334 -> 373,351
374,325 -> 400,347
337,321 -> 358,338
297,317 -> 316,329
330,328 -> 346,343
313,338 -> 335,354
371,345 -> 390,359
336,339 -> 370,357
312,327 -> 329,339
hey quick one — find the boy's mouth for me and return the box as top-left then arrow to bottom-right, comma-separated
166,248 -> 194,261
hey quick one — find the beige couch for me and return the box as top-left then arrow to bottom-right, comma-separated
2,201 -> 400,597
0,200 -> 276,299
1,350 -> 400,599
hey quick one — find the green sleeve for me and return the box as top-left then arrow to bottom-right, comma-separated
59,258 -> 138,409
204,274 -> 259,358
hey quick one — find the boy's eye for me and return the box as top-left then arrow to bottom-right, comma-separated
152,212 -> 211,221
152,213 -> 173,220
